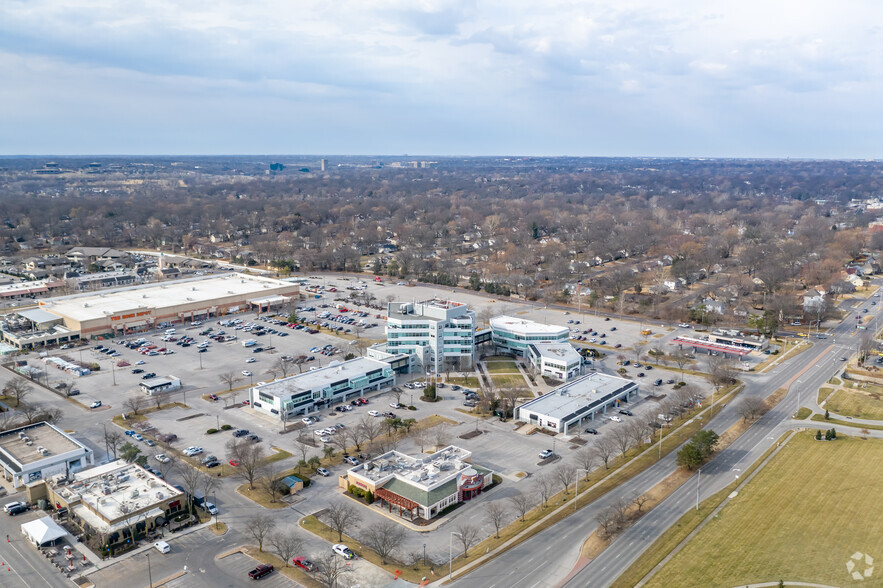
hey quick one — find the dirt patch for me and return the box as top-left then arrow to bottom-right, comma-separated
570,438 -> 588,447
176,412 -> 204,421
459,430 -> 483,440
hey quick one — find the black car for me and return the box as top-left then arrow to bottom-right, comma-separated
132,368 -> 144,374
205,461 -> 221,468
198,348 -> 207,353
252,347 -> 264,353
637,372 -> 645,377
7,504 -> 28,516
247,434 -> 261,442
584,428 -> 599,435
619,410 -> 633,416
233,429 -> 250,438
141,373 -> 156,379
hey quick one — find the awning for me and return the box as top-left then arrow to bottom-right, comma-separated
21,516 -> 68,546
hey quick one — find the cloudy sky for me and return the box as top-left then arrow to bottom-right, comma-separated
1,1 -> 881,157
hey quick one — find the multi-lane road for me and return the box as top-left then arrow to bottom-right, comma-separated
452,287 -> 881,588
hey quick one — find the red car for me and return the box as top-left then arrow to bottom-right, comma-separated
208,394 -> 219,401
248,564 -> 274,579
292,556 -> 316,571
229,459 -> 240,466
357,397 -> 368,405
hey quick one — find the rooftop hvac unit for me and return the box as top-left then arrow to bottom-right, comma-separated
155,492 -> 163,500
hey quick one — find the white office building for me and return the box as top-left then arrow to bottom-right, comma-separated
516,372 -> 639,434
249,357 -> 395,420
385,300 -> 476,371
490,316 -> 569,357
0,422 -> 94,488
527,343 -> 583,382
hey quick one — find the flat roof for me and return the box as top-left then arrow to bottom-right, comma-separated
17,308 -> 63,324
0,279 -> 61,296
60,460 -> 183,527
530,343 -> 582,364
39,273 -> 296,322
490,315 -> 568,336
0,422 -> 86,469
519,372 -> 637,421
255,357 -> 390,397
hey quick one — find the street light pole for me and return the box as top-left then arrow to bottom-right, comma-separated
449,531 -> 462,580
696,469 -> 701,511
146,551 -> 153,588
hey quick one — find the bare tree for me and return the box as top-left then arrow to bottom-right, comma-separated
670,348 -> 692,377
508,491 -> 533,523
258,462 -> 283,504
269,530 -> 302,567
737,396 -> 767,422
3,379 -> 31,407
362,520 -> 406,564
453,523 -> 480,558
244,514 -> 277,552
483,502 -> 508,538
105,429 -> 124,460
574,447 -> 596,480
218,371 -> 240,393
595,505 -> 618,539
625,419 -> 648,449
179,465 -> 204,513
123,395 -> 146,416
594,437 -> 617,469
412,428 -> 431,453
610,426 -> 632,457
535,474 -> 554,508
294,435 -> 313,465
433,424 -> 451,449
325,501 -> 361,542
226,438 -> 266,490
633,340 -> 648,364
553,464 -> 576,496
273,357 -> 296,378
315,550 -> 353,588
390,387 -> 406,407
359,415 -> 383,448
632,491 -> 649,514
151,390 -> 170,410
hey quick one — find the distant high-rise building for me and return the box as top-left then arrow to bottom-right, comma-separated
320,158 -> 327,172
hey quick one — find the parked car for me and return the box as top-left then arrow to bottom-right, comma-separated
203,502 -> 219,515
233,429 -> 250,438
584,428 -> 599,435
292,556 -> 317,571
332,544 -> 355,559
241,370 -> 252,377
6,504 -> 28,516
368,410 -> 380,417
539,449 -> 554,459
248,564 -> 274,579
609,415 -> 623,422
343,456 -> 361,466
155,454 -> 170,463
183,446 -> 203,457
618,410 -> 633,416
316,467 -> 331,477
90,400 -> 102,409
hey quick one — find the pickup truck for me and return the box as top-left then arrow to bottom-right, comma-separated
248,564 -> 274,579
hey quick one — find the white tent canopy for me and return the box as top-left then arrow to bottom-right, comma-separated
21,516 -> 67,546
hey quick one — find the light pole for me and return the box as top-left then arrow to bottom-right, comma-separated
449,531 -> 462,580
145,551 -> 153,588
696,469 -> 701,511
658,426 -> 663,460
795,379 -> 803,417
423,543 -> 426,567
110,359 -> 117,386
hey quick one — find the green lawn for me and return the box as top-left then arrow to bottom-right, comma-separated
825,387 -> 883,420
818,386 -> 834,404
484,359 -> 520,373
794,407 -> 812,420
491,373 -> 528,388
645,433 -> 883,588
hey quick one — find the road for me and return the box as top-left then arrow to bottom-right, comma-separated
451,287 -> 880,588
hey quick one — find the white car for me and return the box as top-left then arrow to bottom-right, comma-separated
245,358 -> 256,363
609,415 -> 623,422
333,544 -> 355,559
302,417 -> 314,425
90,400 -> 102,409
320,436 -> 332,443
135,360 -> 146,365
203,502 -> 219,515
241,370 -> 252,377
368,410 -> 380,417
539,449 -> 554,459
183,446 -> 204,457
678,323 -> 691,328
390,402 -> 402,409
154,454 -> 170,463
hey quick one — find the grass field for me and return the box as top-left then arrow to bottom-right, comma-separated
446,375 -> 482,387
825,387 -> 883,419
491,373 -> 528,388
645,433 -> 883,588
794,407 -> 812,420
484,358 -> 520,373
818,386 -> 834,404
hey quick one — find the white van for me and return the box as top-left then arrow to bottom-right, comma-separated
154,541 -> 171,554
164,328 -> 176,335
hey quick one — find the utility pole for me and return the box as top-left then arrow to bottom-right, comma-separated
696,469 -> 701,511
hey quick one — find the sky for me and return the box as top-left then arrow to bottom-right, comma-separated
1,0 -> 882,157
